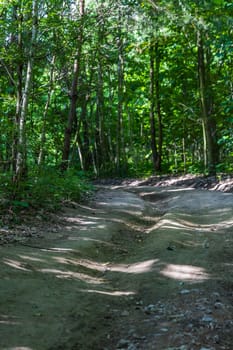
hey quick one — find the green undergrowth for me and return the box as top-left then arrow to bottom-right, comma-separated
0,168 -> 94,217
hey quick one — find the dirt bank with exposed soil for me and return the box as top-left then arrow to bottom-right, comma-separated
0,181 -> 233,349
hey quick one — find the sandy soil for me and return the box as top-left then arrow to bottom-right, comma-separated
0,183 -> 233,350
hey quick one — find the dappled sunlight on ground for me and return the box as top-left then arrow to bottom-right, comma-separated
53,256 -> 108,272
74,203 -> 105,214
66,218 -> 99,225
147,213 -> 233,234
146,217 -> 195,232
107,259 -> 159,274
97,199 -> 143,209
1,185 -> 233,350
150,218 -> 193,232
64,212 -> 106,222
167,239 -> 200,248
165,188 -> 195,192
41,247 -> 75,252
19,255 -> 44,262
160,264 -> 210,282
3,258 -> 31,272
38,267 -> 106,284
2,248 -> 211,288
78,288 -> 135,296
114,209 -> 143,216
0,315 -> 20,326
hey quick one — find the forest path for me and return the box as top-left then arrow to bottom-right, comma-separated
0,185 -> 233,350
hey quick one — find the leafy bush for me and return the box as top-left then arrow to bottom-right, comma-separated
28,168 -> 93,207
0,167 -> 93,212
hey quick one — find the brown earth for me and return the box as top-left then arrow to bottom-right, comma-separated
0,177 -> 233,350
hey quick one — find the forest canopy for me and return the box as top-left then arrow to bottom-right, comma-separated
1,0 -> 233,201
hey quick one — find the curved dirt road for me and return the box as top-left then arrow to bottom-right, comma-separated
0,185 -> 233,349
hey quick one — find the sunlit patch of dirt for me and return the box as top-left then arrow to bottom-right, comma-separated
106,259 -> 159,274
160,264 -> 210,282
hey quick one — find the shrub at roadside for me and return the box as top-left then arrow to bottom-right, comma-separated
0,168 -> 93,214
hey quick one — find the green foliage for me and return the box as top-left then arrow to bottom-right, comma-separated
25,168 -> 93,208
0,0 -> 233,187
0,168 -> 93,212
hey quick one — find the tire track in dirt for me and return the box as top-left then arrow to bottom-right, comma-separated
0,186 -> 233,349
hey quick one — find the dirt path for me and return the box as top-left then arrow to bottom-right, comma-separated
0,185 -> 233,350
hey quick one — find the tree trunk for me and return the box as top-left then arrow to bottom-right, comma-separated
149,40 -> 158,173
38,55 -> 56,166
197,30 -> 219,175
155,42 -> 162,172
149,40 -> 162,173
95,52 -> 105,173
81,93 -> 92,171
116,9 -> 125,175
12,3 -> 23,174
61,0 -> 85,171
73,86 -> 92,171
13,0 -> 38,186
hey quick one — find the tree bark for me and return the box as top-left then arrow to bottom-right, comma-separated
95,28 -> 105,174
73,86 -> 92,171
149,40 -> 158,173
38,55 -> 56,166
116,8 -> 125,175
149,40 -> 162,173
155,42 -> 162,171
12,3 -> 23,174
13,0 -> 38,185
61,0 -> 85,171
197,30 -> 219,175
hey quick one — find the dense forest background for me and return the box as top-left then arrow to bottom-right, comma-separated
1,0 -> 233,204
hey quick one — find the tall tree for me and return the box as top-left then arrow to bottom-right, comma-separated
149,39 -> 158,172
116,3 -> 125,175
61,0 -> 85,171
38,55 -> 56,166
154,41 -> 163,171
149,39 -> 163,173
197,29 -> 219,175
13,0 -> 38,185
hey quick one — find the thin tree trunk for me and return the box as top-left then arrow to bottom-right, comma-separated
38,55 -> 56,166
12,3 -> 23,174
155,42 -> 162,171
149,40 -> 158,173
107,67 -> 116,166
95,59 -> 104,173
61,0 -> 85,171
81,95 -> 92,171
197,30 -> 218,175
182,138 -> 186,173
73,88 -> 92,171
14,0 -> 38,185
116,10 -> 125,175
